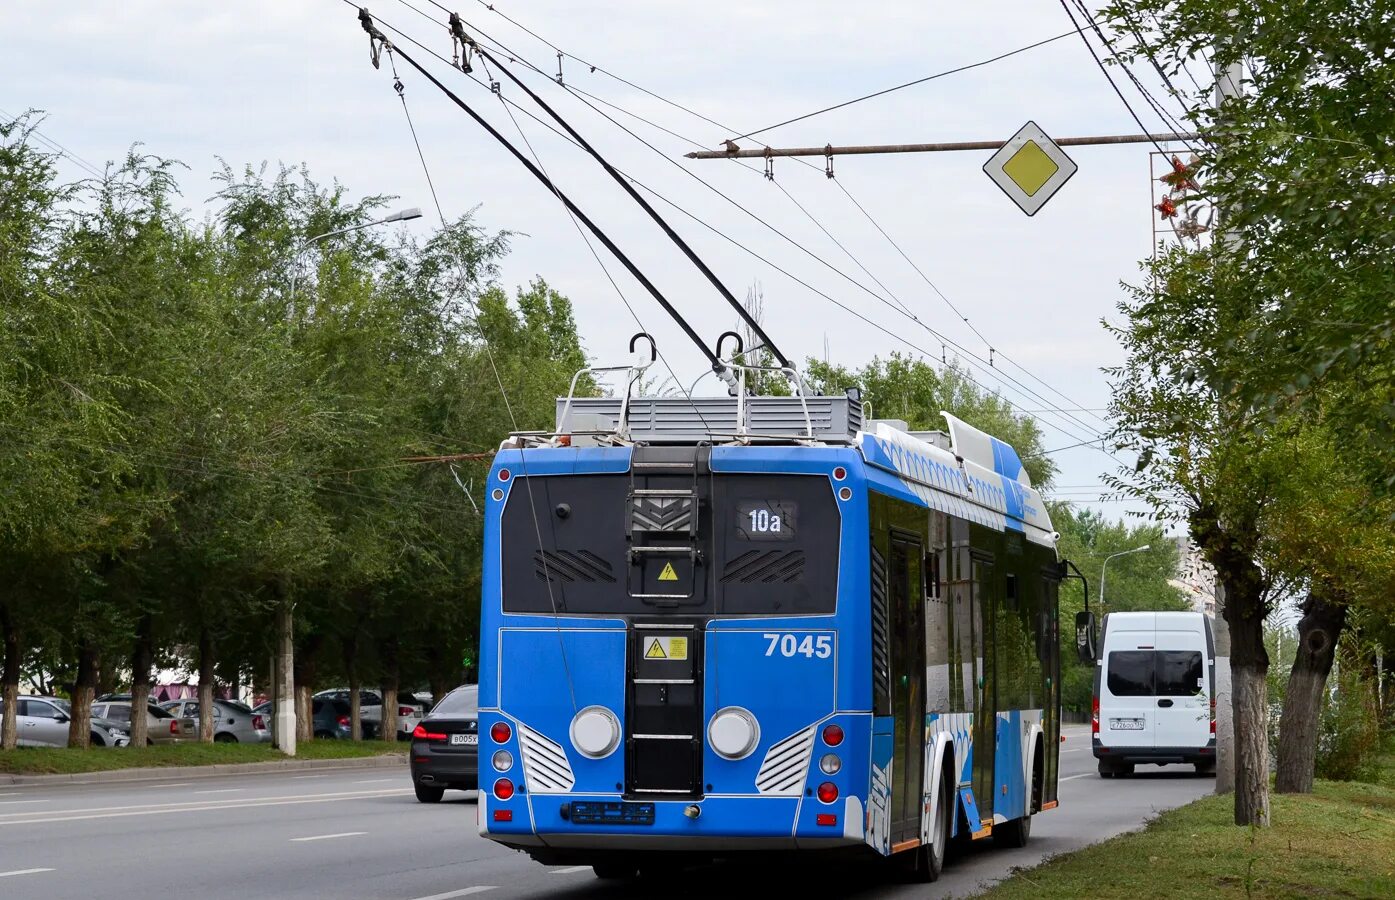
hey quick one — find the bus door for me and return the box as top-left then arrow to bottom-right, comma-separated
888,534 -> 927,846
971,553 -> 995,823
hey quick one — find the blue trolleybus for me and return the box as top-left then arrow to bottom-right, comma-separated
476,383 -> 1063,881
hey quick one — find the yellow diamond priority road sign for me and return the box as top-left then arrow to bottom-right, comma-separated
983,121 -> 1078,216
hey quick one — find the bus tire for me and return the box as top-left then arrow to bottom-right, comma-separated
907,770 -> 951,882
592,864 -> 636,880
994,813 -> 1031,848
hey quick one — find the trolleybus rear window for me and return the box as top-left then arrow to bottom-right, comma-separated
499,473 -> 838,616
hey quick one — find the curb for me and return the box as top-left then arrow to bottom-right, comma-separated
1,753 -> 408,787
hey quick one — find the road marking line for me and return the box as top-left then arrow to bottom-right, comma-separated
411,888 -> 497,900
150,782 -> 194,788
1061,749 -> 1086,754
194,789 -> 242,794
0,800 -> 49,806
1060,773 -> 1094,781
354,778 -> 393,784
290,831 -> 366,842
0,787 -> 404,819
549,865 -> 591,875
0,789 -> 412,827
0,868 -> 55,878
291,774 -> 329,779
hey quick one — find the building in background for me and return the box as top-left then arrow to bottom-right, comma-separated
1169,535 -> 1217,617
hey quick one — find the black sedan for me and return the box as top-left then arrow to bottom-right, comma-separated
409,684 -> 478,802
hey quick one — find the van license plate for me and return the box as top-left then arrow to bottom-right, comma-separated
1110,719 -> 1144,730
450,733 -> 477,745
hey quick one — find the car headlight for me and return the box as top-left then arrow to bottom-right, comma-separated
109,728 -> 129,738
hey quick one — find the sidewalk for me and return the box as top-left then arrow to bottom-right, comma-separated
2,752 -> 406,787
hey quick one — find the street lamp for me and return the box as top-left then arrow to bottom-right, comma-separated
288,206 -> 423,309
1099,544 -> 1151,613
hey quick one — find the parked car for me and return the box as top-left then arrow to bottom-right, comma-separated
1,696 -> 130,748
313,689 -> 423,740
409,684 -> 478,803
251,698 -> 372,739
90,701 -> 195,745
160,699 -> 270,743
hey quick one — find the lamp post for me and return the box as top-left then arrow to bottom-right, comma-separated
1099,544 -> 1151,614
287,207 -> 422,317
272,206 -> 420,756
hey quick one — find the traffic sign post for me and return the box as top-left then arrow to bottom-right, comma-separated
982,121 -> 1078,216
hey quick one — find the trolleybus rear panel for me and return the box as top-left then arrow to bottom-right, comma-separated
477,416 -> 1060,868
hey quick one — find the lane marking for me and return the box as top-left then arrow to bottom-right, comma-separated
0,788 -> 412,827
195,789 -> 242,795
150,782 -> 194,788
0,868 -> 55,878
291,774 -> 329,780
411,888 -> 497,900
1061,748 -> 1086,754
0,800 -> 49,806
1060,773 -> 1094,782
549,866 -> 591,875
290,831 -> 365,842
354,778 -> 393,784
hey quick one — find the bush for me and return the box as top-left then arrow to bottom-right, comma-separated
1315,649 -> 1382,782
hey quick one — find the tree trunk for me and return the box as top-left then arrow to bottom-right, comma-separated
294,632 -> 323,745
343,635 -> 361,741
1275,588 -> 1347,793
1223,573 -> 1271,827
197,628 -> 216,743
67,640 -> 98,749
1,605 -> 19,751
129,614 -> 155,748
381,638 -> 400,744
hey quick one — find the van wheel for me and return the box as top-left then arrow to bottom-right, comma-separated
1098,760 -> 1116,778
994,813 -> 1032,848
1195,760 -> 1215,776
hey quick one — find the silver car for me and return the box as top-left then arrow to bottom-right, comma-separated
91,701 -> 195,745
4,696 -> 130,747
160,699 -> 270,743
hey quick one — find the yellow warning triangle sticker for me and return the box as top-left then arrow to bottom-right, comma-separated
658,562 -> 679,582
644,638 -> 667,659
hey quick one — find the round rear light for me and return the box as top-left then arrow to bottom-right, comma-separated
498,468 -> 511,482
833,466 -> 847,481
490,722 -> 512,744
570,706 -> 621,759
491,750 -> 514,772
817,782 -> 839,804
493,778 -> 515,801
820,753 -> 842,775
707,707 -> 760,760
838,487 -> 853,501
822,724 -> 844,747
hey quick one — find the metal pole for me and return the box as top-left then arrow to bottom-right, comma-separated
1211,53 -> 1244,798
1099,545 -> 1151,613
685,132 -> 1200,160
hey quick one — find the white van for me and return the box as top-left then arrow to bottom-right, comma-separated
1092,611 -> 1215,776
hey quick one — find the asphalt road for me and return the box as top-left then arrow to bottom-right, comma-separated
0,725 -> 1211,900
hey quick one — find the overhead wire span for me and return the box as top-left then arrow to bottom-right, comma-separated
374,1 -> 1119,453
427,2 -> 1119,437
0,107 -> 106,179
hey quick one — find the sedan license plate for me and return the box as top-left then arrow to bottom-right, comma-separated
1110,718 -> 1145,731
450,733 -> 478,746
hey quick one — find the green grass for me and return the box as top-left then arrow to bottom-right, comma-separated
0,739 -> 405,776
981,754 -> 1395,899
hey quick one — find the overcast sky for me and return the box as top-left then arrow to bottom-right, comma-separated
7,1 -> 1206,527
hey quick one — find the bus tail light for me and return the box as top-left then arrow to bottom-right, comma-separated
816,813 -> 837,826
493,809 -> 513,822
1091,696 -> 1100,738
822,724 -> 844,747
491,722 -> 512,744
493,778 -> 515,801
817,782 -> 838,804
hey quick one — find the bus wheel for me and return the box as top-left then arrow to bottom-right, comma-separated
907,774 -> 951,882
994,813 -> 1032,848
592,863 -> 637,880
